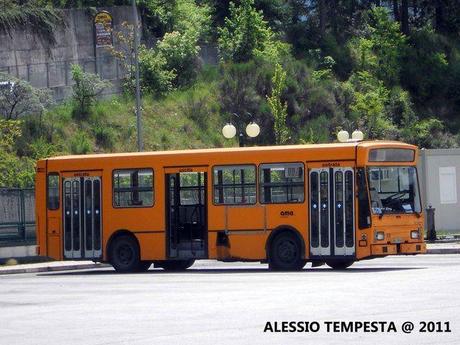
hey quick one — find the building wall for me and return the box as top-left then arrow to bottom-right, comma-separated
419,149 -> 460,232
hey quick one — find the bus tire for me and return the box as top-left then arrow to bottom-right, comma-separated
110,235 -> 141,273
268,232 -> 305,271
136,261 -> 152,272
326,260 -> 354,270
158,259 -> 195,271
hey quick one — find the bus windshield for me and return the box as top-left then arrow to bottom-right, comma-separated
367,166 -> 421,215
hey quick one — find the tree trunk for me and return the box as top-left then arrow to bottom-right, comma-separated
435,0 -> 445,33
401,0 -> 409,34
318,0 -> 326,37
393,0 -> 400,22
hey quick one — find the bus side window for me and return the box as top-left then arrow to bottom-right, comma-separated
213,165 -> 256,205
259,163 -> 304,204
47,174 -> 60,210
357,168 -> 371,229
113,169 -> 154,208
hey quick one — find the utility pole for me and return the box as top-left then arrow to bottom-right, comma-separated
132,0 -> 143,152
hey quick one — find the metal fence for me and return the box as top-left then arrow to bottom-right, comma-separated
0,188 -> 35,246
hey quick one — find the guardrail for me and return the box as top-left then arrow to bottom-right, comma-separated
0,188 -> 35,246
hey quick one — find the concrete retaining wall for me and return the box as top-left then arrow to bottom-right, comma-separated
0,6 -> 136,101
0,6 -> 219,102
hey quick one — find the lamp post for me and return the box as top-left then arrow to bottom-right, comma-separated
132,0 -> 142,152
336,129 -> 364,143
222,112 -> 260,147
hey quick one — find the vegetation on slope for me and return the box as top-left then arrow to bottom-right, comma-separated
2,0 -> 460,188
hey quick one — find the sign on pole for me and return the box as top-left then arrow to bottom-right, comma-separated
94,11 -> 113,48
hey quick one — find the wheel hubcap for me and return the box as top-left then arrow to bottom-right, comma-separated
117,244 -> 133,266
278,239 -> 297,263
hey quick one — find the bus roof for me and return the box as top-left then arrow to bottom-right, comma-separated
44,140 -> 416,162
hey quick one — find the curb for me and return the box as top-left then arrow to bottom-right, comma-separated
426,249 -> 460,255
0,263 -> 109,275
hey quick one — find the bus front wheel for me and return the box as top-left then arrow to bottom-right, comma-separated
110,235 -> 141,273
157,259 -> 195,271
326,260 -> 354,270
269,232 -> 306,271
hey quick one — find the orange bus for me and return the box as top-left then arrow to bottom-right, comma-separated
35,141 -> 426,272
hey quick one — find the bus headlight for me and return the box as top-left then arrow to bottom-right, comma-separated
411,230 -> 420,239
375,231 -> 385,241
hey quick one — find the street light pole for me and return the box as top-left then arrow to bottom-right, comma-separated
132,0 -> 143,152
222,112 -> 260,146
232,113 -> 244,147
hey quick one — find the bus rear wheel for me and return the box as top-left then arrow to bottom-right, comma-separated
269,232 -> 305,271
157,259 -> 195,271
326,260 -> 354,270
110,235 -> 141,273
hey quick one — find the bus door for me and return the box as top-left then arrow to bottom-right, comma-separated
309,166 -> 355,258
164,167 -> 207,259
62,172 -> 102,259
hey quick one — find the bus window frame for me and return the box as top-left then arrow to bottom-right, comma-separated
47,172 -> 60,210
112,167 -> 155,209
258,161 -> 305,205
356,168 -> 372,229
211,163 -> 258,206
366,165 -> 422,215
368,148 -> 415,163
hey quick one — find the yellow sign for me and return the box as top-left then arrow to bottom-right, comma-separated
94,11 -> 113,47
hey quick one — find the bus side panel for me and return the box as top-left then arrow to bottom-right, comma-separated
136,233 -> 165,260
265,203 -> 309,257
355,227 -> 372,260
35,163 -> 47,256
47,215 -> 62,260
226,233 -> 269,260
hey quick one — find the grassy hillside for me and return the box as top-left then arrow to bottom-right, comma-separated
38,68 -> 232,154
3,1 -> 460,188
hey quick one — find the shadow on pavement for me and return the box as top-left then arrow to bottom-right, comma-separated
38,266 -> 426,276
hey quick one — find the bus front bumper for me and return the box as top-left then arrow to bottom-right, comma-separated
371,242 -> 426,256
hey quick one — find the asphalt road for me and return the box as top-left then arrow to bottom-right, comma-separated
1,255 -> 459,345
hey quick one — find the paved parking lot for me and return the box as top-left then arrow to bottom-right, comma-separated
0,255 -> 459,345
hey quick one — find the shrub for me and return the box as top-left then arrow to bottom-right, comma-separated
0,73 -> 52,120
71,64 -> 111,120
93,124 -> 116,150
139,47 -> 176,96
69,131 -> 92,154
0,119 -> 35,188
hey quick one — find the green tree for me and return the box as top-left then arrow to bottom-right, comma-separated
267,63 -> 289,144
218,0 -> 288,63
157,31 -> 201,86
345,71 -> 396,139
174,0 -> 212,41
349,6 -> 407,86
